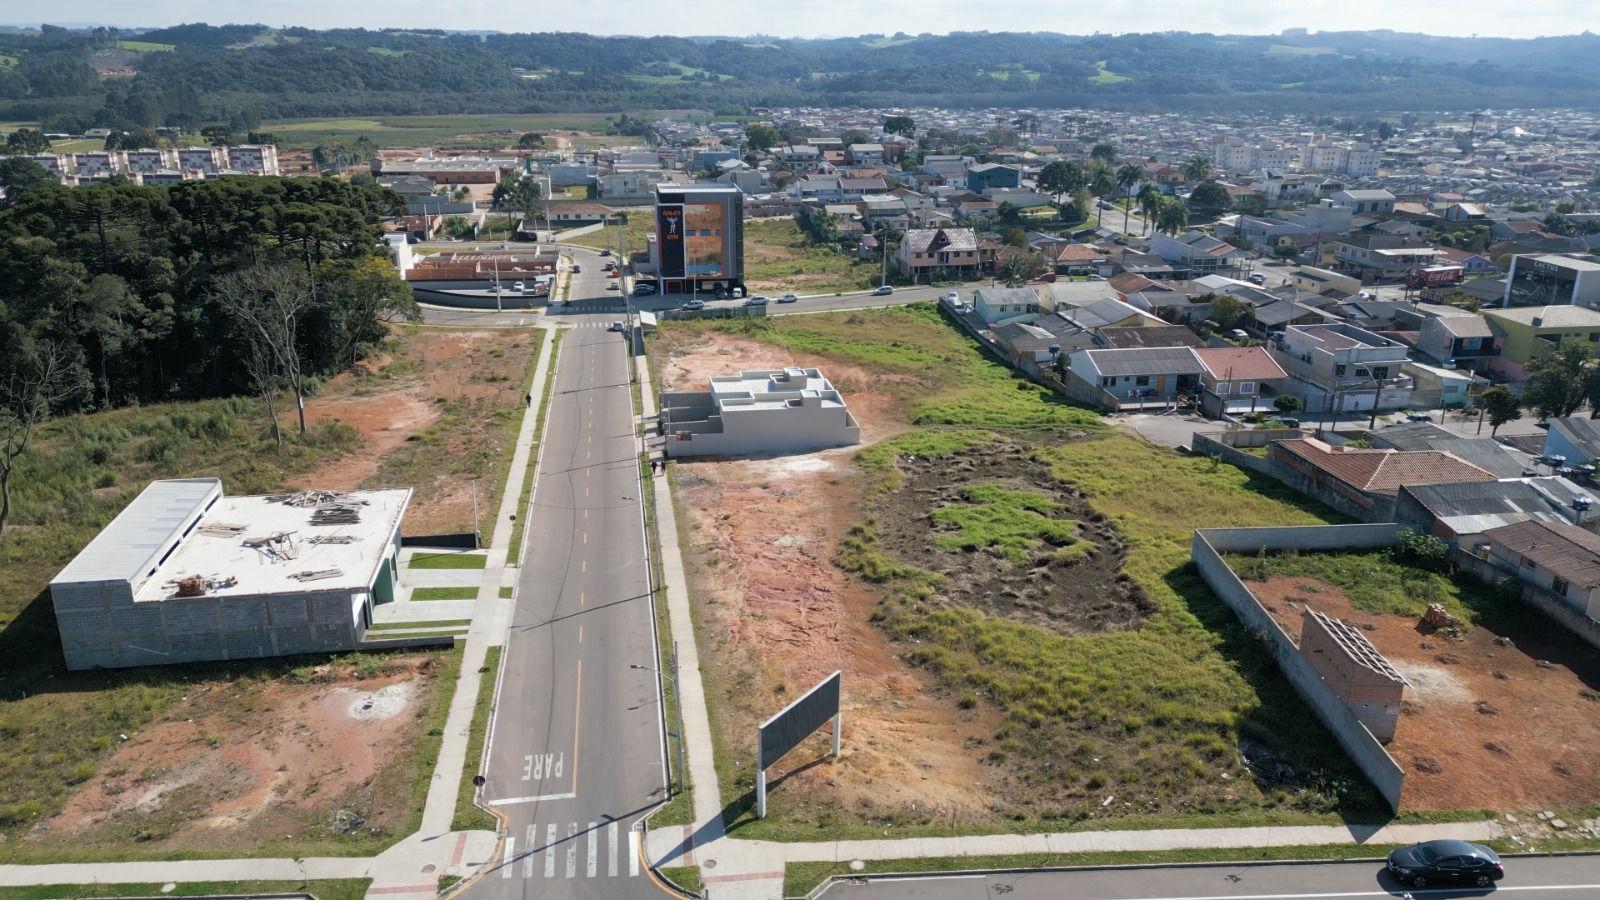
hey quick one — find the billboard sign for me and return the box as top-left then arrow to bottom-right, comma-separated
755,670 -> 841,817
656,203 -> 685,278
682,202 -> 726,278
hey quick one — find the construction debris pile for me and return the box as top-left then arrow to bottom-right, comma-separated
195,523 -> 246,538
167,574 -> 239,597
267,489 -> 370,527
244,531 -> 299,562
289,568 -> 344,583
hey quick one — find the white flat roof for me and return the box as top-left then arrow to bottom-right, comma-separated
52,478 -> 222,587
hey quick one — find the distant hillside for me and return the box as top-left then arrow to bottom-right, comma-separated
4,25 -> 1600,129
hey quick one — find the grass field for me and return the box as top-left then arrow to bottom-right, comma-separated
1225,549 -> 1501,622
660,305 -> 1388,842
262,114 -> 653,150
453,646 -> 501,832
408,552 -> 489,570
563,215 -> 652,252
1090,60 -> 1131,84
49,138 -> 102,152
743,219 -> 884,294
0,881 -> 370,900
115,39 -> 175,52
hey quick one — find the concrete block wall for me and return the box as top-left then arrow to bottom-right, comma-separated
1191,432 -> 1273,475
1299,610 -> 1405,742
1191,524 -> 1407,810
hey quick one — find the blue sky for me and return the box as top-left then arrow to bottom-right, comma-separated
16,1 -> 1600,40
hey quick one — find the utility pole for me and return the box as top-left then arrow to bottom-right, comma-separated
493,255 -> 502,313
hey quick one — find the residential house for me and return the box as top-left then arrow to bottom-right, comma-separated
1193,346 -> 1288,416
965,162 -> 1020,192
1432,246 -> 1498,276
896,228 -> 982,280
1404,361 -> 1480,409
1043,280 -> 1123,312
1066,347 -> 1205,409
1475,520 -> 1600,630
973,286 -> 1040,324
1044,243 -> 1109,276
1267,437 -> 1497,521
1149,230 -> 1245,275
1416,312 -> 1501,368
846,143 -> 884,166
1396,478 -> 1597,546
1292,265 -> 1363,298
1330,235 -> 1437,283
1097,325 -> 1204,350
1480,305 -> 1600,379
546,203 -> 619,226
1540,417 -> 1600,469
1369,422 -> 1530,478
1270,323 -> 1413,411
1329,189 -> 1397,216
660,368 -> 861,459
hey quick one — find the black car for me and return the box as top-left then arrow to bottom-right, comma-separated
1387,840 -> 1503,888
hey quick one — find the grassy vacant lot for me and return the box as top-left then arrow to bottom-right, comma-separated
743,219 -> 884,295
454,646 -> 502,832
262,114 -> 648,149
563,215 -> 652,252
0,882 -> 370,900
1225,549 -> 1500,622
658,305 -> 1387,840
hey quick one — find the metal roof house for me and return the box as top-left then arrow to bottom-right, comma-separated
49,479 -> 411,670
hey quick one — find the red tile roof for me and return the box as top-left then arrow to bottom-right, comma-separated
1192,347 -> 1288,382
1271,438 -> 1497,495
1051,243 -> 1107,262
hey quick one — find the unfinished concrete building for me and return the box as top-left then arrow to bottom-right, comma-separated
49,478 -> 411,670
1300,608 -> 1408,742
660,367 -> 861,458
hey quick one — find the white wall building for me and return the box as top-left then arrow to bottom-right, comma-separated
660,367 -> 861,458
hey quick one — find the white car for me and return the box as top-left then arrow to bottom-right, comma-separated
779,293 -> 799,304
943,291 -> 960,303
745,296 -> 770,306
609,320 -> 625,332
511,281 -> 525,293
872,285 -> 894,296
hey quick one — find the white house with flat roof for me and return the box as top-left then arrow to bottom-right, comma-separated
48,478 -> 410,670
660,367 -> 860,458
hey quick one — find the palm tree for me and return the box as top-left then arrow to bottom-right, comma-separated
1115,163 -> 1142,234
1089,162 -> 1115,228
1136,183 -> 1161,235
1155,196 -> 1189,236
1183,154 -> 1212,183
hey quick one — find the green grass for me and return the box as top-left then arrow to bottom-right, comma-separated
411,586 -> 481,601
1266,44 -> 1339,56
48,138 -> 102,152
453,646 -> 502,832
366,46 -> 410,57
931,484 -> 1078,563
1225,550 -> 1504,622
0,881 -> 371,900
628,62 -> 733,84
500,586 -> 515,599
0,55 -> 18,69
641,449 -> 694,828
783,845 -> 1412,897
0,395 -> 362,847
742,220 -> 885,294
507,329 -> 563,566
1089,60 -> 1131,84
660,865 -> 703,895
565,216 -> 652,251
367,619 -> 473,631
261,113 -> 669,150
408,552 -> 488,570
115,39 -> 175,52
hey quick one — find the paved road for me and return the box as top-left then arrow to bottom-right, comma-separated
817,855 -> 1600,899
462,256 -> 671,899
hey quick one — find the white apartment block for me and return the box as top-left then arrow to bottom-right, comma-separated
1211,139 -> 1297,174
124,148 -> 175,174
177,146 -> 228,175
226,144 -> 280,175
660,367 -> 861,458
1302,140 -> 1380,177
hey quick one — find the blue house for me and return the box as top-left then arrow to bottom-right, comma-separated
1542,417 -> 1600,468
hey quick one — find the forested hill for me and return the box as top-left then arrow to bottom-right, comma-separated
5,24 -> 1600,128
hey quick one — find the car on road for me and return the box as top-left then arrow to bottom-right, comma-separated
682,298 -> 705,310
608,320 -> 625,332
1248,272 -> 1267,285
1097,199 -> 1114,210
1387,840 -> 1503,888
943,291 -> 960,303
745,295 -> 770,306
511,281 -> 525,293
606,282 -> 620,290
779,293 -> 799,303
571,264 -> 582,274
632,282 -> 658,296
599,248 -> 611,257
872,285 -> 894,296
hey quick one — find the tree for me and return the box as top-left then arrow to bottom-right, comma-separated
1136,183 -> 1162,234
1182,154 -> 1212,182
517,131 -> 546,149
1187,181 -> 1232,218
1155,195 -> 1189,235
1523,338 -> 1595,420
1476,385 -> 1521,435
513,175 -> 544,235
1273,394 -> 1303,416
744,122 -> 780,152
1089,163 -> 1116,227
0,157 -> 58,203
1037,159 -> 1086,202
1011,113 -> 1040,137
997,251 -> 1044,287
1090,142 -> 1118,164
1115,163 -> 1142,233
882,115 -> 915,137
200,124 -> 235,147
3,128 -> 50,156
211,264 -> 315,436
1208,294 -> 1250,330
1,341 -> 81,540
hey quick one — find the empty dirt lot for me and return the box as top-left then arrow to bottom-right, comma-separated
1248,575 -> 1600,810
290,327 -> 539,535
28,652 -> 451,857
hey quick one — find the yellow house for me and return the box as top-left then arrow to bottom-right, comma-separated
1481,305 -> 1600,379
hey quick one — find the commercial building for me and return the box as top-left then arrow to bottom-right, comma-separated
1480,305 -> 1600,380
652,183 -> 744,296
378,156 -> 515,184
660,368 -> 860,458
49,479 -> 410,671
1502,253 -> 1600,309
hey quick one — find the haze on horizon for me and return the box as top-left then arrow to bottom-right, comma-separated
12,0 -> 1600,41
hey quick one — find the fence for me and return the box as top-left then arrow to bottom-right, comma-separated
1191,524 -> 1407,811
1190,428 -> 1304,474
1454,549 -> 1600,653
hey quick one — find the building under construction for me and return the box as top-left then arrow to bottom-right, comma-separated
48,478 -> 411,670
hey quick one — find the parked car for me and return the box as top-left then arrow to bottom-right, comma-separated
779,293 -> 799,304
632,282 -> 658,296
599,249 -> 611,257
1096,199 -> 1114,210
511,281 -> 525,293
1387,840 -> 1503,888
1406,413 -> 1432,423
745,295 -> 770,306
682,298 -> 706,310
872,285 -> 894,296
608,320 -> 625,332
943,291 -> 960,303
606,282 -> 620,290
571,264 -> 582,273
1248,272 -> 1267,285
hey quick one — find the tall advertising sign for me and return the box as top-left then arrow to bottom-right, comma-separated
657,203 -> 685,279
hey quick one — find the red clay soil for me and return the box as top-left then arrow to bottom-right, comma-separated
43,654 -> 442,852
1250,576 -> 1600,811
288,328 -> 536,535
663,332 -> 1003,825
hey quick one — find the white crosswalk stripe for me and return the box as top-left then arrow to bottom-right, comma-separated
509,821 -> 641,880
